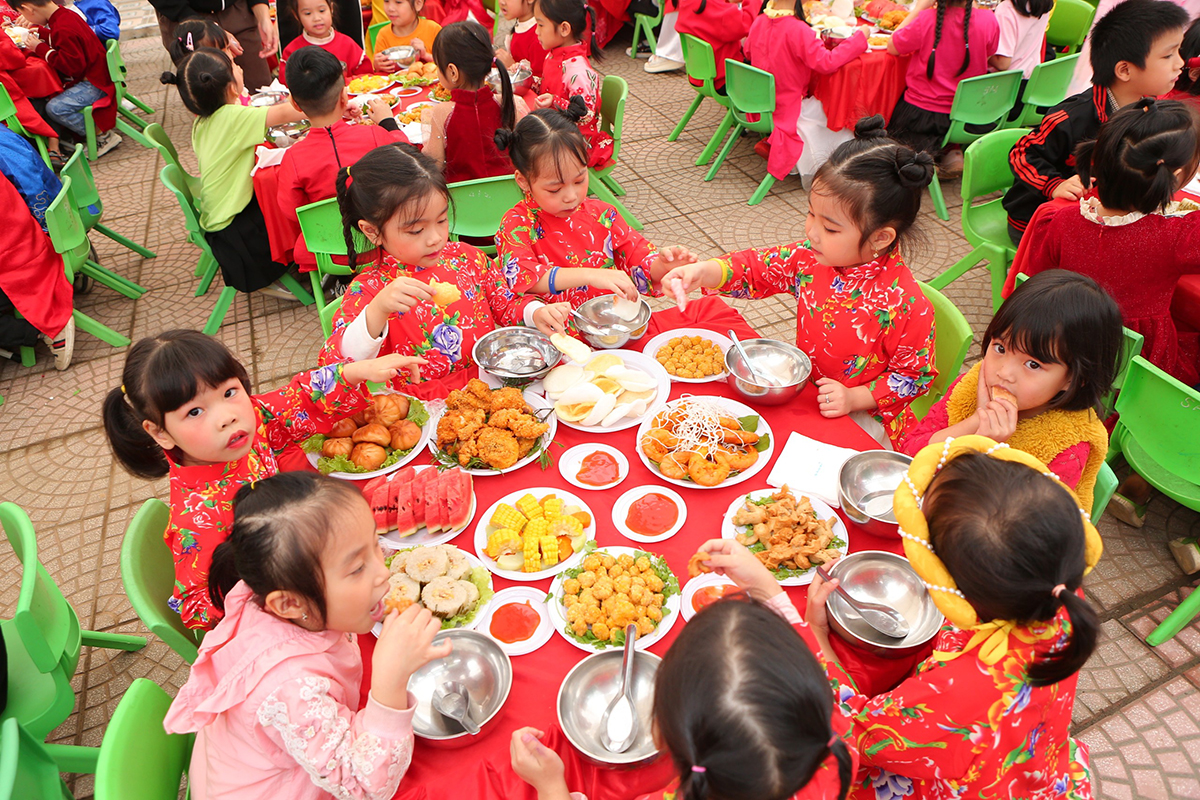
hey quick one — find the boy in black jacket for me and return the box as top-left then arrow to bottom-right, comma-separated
1003,0 -> 1188,243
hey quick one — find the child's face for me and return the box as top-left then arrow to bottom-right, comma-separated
517,154 -> 589,217
980,337 -> 1072,414
384,0 -> 418,28
500,0 -> 533,21
16,2 -> 51,24
533,5 -> 571,49
363,192 -> 450,267
1123,28 -> 1185,98
319,496 -> 391,635
144,377 -> 256,466
804,187 -> 895,268
296,0 -> 333,38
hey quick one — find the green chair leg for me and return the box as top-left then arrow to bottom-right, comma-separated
988,258 -> 1009,311
668,95 -> 704,142
588,175 -> 642,231
1148,586 -> 1200,646
20,345 -> 35,367
126,92 -> 155,115
117,106 -> 149,131
747,174 -> 777,206
629,19 -> 643,59
278,273 -> 316,305
599,172 -> 626,197
203,287 -> 237,335
83,107 -> 98,161
697,110 -> 734,167
74,311 -> 131,347
35,136 -> 51,169
80,630 -> 147,651
929,172 -> 949,221
311,271 -> 332,337
80,260 -> 146,299
94,224 -> 156,259
43,743 -> 100,774
195,252 -> 219,297
704,121 -> 743,181
927,247 -> 988,292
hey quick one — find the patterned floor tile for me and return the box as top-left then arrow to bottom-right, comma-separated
1073,620 -> 1172,727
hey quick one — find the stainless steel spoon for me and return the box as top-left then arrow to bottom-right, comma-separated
599,624 -> 640,753
570,307 -> 632,335
432,680 -> 479,735
727,329 -> 777,386
815,565 -> 911,639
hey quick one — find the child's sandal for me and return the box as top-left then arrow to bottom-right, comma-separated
1108,491 -> 1147,529
1170,538 -> 1200,575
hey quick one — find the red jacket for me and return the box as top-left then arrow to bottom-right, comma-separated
443,86 -> 512,184
672,0 -> 755,84
279,32 -> 371,84
0,35 -> 56,138
33,5 -> 115,130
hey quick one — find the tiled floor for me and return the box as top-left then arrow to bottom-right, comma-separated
6,18 -> 1200,799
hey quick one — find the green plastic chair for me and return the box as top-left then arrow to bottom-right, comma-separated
1003,53 -> 1080,129
94,679 -> 194,800
82,40 -> 154,161
60,143 -> 156,262
0,503 -> 146,773
1045,0 -> 1096,56
369,21 -> 388,51
629,1 -> 665,59
1092,461 -> 1118,521
0,718 -> 73,800
0,83 -> 51,167
704,60 -> 777,205
45,177 -> 132,348
588,75 -> 643,230
297,197 -> 377,336
321,294 -> 344,341
928,128 -> 1028,308
446,174 -> 523,254
144,122 -> 184,176
119,500 -> 205,665
928,69 -> 1024,221
103,39 -> 156,123
669,34 -> 735,167
910,282 -> 974,420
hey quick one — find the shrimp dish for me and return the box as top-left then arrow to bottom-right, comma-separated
637,396 -> 769,487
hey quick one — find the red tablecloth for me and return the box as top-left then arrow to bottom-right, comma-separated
352,300 -> 930,800
811,41 -> 909,132
11,53 -> 61,98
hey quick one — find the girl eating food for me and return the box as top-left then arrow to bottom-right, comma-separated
279,0 -> 371,81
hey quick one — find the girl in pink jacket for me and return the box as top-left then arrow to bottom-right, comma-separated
163,472 -> 452,800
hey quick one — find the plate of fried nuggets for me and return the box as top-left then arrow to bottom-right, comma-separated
428,379 -> 557,474
719,486 -> 848,585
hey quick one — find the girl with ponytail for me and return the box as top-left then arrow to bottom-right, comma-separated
885,0 -> 998,166
804,440 -> 1100,799
657,116 -> 938,447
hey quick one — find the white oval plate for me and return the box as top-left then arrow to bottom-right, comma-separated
547,546 -> 682,653
551,349 -> 671,434
373,548 -> 494,636
473,487 -> 594,581
558,443 -> 629,491
426,391 -> 557,476
681,573 -> 738,622
306,395 -> 431,481
640,328 -> 733,384
475,586 -> 555,656
634,395 -> 775,490
378,465 -> 477,549
611,486 -> 687,543
719,489 -> 849,586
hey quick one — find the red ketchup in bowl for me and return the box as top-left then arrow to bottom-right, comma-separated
625,493 -> 679,537
576,450 -> 620,487
489,601 -> 540,644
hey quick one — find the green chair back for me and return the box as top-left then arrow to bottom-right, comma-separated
94,680 -> 193,800
104,40 -> 129,105
599,75 -> 628,164
724,60 -> 775,133
943,69 -> 1024,146
297,197 -> 358,271
59,144 -> 103,228
159,163 -> 206,243
0,84 -> 50,167
630,0 -> 665,57
321,294 -> 344,335
144,123 -> 181,172
369,21 -> 388,50
1046,0 -> 1096,55
911,282 -> 974,420
45,177 -> 90,276
960,128 -> 1027,249
0,719 -> 73,800
1006,53 -> 1080,129
1092,461 -> 1118,521
680,34 -> 723,98
447,174 -> 523,250
119,500 -> 204,665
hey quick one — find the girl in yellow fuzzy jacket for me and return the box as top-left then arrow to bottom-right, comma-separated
900,270 -> 1122,513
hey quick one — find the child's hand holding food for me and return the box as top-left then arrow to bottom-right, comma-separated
364,94 -> 394,124
532,301 -> 572,335
371,604 -> 452,711
973,377 -> 1018,442
344,353 -> 428,386
495,47 -> 515,68
374,51 -> 399,73
585,268 -> 638,301
657,260 -> 723,310
510,728 -> 571,800
650,245 -> 697,277
691,538 -> 783,600
365,277 -> 438,335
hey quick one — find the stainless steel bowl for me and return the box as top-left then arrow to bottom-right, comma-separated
557,650 -> 662,767
723,338 -> 811,405
575,295 -> 652,349
267,121 -> 310,148
826,551 -> 942,658
472,326 -> 562,381
249,89 -> 290,107
838,450 -> 913,538
486,64 -> 535,94
381,45 -> 416,65
407,629 -> 512,746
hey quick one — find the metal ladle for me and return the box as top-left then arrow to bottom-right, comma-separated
599,624 -> 640,753
815,565 -> 911,639
728,329 -> 778,387
432,680 -> 480,735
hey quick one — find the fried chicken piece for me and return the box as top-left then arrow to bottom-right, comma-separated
488,386 -> 528,412
732,503 -> 768,527
516,437 -> 538,457
457,435 -> 480,466
687,551 -> 712,578
488,407 -> 550,439
446,388 -> 488,411
452,408 -> 486,441
466,378 -> 492,400
437,411 -> 463,447
476,427 -> 521,470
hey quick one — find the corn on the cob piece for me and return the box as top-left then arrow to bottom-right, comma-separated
539,535 -> 559,565
524,517 -> 549,540
516,494 -> 543,519
547,516 -> 584,538
487,528 -> 522,558
489,503 -> 526,533
523,534 -> 541,572
542,497 -> 564,521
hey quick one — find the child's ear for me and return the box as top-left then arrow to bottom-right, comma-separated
412,0 -> 425,11
1113,59 -> 1134,84
557,20 -> 572,39
1190,66 -> 1200,82
264,589 -> 319,626
357,219 -> 382,245
513,170 -> 530,194
142,419 -> 177,452
868,226 -> 897,255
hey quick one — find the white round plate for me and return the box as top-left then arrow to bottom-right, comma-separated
306,395 -> 431,481
473,487 -> 594,581
558,443 -> 629,491
611,486 -> 687,543
634,395 -> 775,490
547,546 -> 682,653
552,349 -> 671,434
373,548 -> 494,636
720,489 -> 849,586
475,586 -> 555,656
426,391 -> 557,476
378,465 -> 477,549
640,328 -> 733,384
681,573 -> 738,622
394,86 -> 422,97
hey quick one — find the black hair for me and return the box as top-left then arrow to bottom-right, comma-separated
167,19 -> 230,63
654,599 -> 850,800
924,452 -> 1099,687
1009,0 -> 1053,19
811,116 -> 934,253
285,0 -> 340,25
102,330 -> 252,479
336,142 -> 449,271
5,0 -> 52,8
1174,16 -> 1200,95
1089,0 -> 1188,88
286,46 -> 346,117
495,98 -> 590,181
1076,98 -> 1200,215
926,0 -> 973,80
432,22 -> 516,131
534,0 -> 601,60
159,47 -> 237,118
983,270 -> 1122,413
208,473 -> 364,623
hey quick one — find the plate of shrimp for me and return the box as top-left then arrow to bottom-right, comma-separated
635,396 -> 774,490
720,486 -> 848,586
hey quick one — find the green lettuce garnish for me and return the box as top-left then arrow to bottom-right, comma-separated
302,397 -> 429,474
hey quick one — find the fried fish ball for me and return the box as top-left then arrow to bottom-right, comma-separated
592,581 -> 613,601
631,576 -> 647,588
577,570 -> 598,589
601,554 -> 616,569
563,578 -> 581,596
645,573 -> 665,592
582,555 -> 602,572
579,588 -> 597,607
572,618 -> 589,636
629,584 -> 647,605
592,621 -> 610,641
566,603 -> 585,623
608,565 -> 625,580
617,554 -> 635,569
646,605 -> 663,622
634,556 -> 652,573
650,593 -> 665,608
583,605 -> 603,624
563,593 -> 580,608
613,575 -> 632,593
609,626 -> 624,643
636,616 -> 655,637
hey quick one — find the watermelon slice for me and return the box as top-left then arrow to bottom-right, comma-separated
386,473 -> 404,533
424,475 -> 443,533
411,467 -> 434,529
443,469 -> 473,531
436,473 -> 452,532
395,482 -> 417,537
362,475 -> 388,499
370,482 -> 392,534
391,466 -> 416,489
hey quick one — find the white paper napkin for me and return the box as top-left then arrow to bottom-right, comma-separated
252,145 -> 287,175
256,78 -> 288,95
765,431 -> 862,508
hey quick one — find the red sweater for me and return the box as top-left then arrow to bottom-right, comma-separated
0,35 -> 55,138
508,23 -> 547,78
33,5 -> 115,130
443,86 -> 512,184
280,32 -> 371,83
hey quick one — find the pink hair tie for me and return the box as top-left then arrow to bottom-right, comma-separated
828,734 -> 838,749
691,765 -> 707,774
1052,584 -> 1067,599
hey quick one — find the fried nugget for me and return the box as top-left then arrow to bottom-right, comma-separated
489,386 -> 528,412
476,426 -> 521,470
446,389 -> 487,411
489,407 -> 549,439
687,551 -> 712,578
466,378 -> 492,400
516,437 -> 538,457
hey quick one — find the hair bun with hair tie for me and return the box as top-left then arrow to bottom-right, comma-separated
493,127 -> 515,152
1140,97 -> 1157,113
160,71 -> 179,85
897,151 -> 935,188
854,114 -> 888,140
564,95 -> 588,123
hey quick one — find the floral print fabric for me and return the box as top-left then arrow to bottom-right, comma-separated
537,43 -> 615,169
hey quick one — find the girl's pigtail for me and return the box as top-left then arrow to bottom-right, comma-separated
207,537 -> 241,614
564,94 -> 588,122
959,1 -> 973,76
926,2 -> 946,79
1029,588 -> 1098,687
897,151 -> 935,188
696,0 -> 708,13
678,766 -> 711,800
494,126 -> 516,152
1073,138 -> 1098,187
495,57 -> 516,131
830,738 -> 853,800
335,166 -> 361,273
102,387 -> 170,480
585,5 -> 602,60
160,71 -> 179,85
